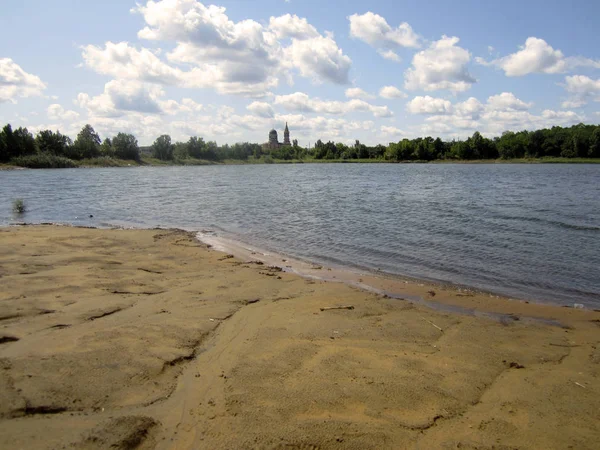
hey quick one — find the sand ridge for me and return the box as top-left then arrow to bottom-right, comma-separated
0,225 -> 598,449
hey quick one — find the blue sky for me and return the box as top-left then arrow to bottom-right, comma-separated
1,0 -> 599,146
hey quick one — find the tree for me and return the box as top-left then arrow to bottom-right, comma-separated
100,137 -> 114,157
589,128 -> 600,157
173,141 -> 189,160
206,141 -> 218,160
187,136 -> 206,159
112,133 -> 140,160
152,134 -> 173,160
36,130 -> 72,157
73,124 -> 101,159
0,124 -> 16,162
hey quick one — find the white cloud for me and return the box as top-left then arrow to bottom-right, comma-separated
348,12 -> 421,52
561,75 -> 600,107
345,87 -> 374,99
82,41 -> 185,85
121,0 -> 352,96
407,96 -> 452,114
380,125 -> 405,137
454,97 -> 484,118
77,79 -> 165,117
405,36 -> 475,92
274,92 -> 392,117
476,37 -> 600,77
283,34 -> 352,84
476,37 -> 566,76
377,49 -> 401,62
47,104 -> 80,121
486,92 -> 532,111
379,86 -> 407,99
268,14 -> 319,39
247,101 -> 275,118
415,91 -> 581,138
0,58 -> 46,103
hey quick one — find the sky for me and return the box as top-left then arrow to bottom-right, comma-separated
1,0 -> 600,147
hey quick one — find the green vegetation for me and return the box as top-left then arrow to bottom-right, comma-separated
1,121 -> 599,168
11,154 -> 77,168
12,199 -> 25,214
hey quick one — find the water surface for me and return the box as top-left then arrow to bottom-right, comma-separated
1,164 -> 599,307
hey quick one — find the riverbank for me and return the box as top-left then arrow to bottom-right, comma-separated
0,225 -> 599,449
4,156 -> 600,169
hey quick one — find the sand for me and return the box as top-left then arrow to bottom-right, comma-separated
0,225 -> 598,450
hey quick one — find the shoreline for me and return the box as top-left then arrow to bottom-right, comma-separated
0,225 -> 599,449
195,228 -> 598,323
6,221 -> 597,319
4,220 -> 598,321
3,157 -> 600,170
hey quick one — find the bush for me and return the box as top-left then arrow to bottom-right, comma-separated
11,154 -> 77,168
12,199 -> 25,214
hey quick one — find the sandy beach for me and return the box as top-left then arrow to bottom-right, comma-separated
0,225 -> 598,449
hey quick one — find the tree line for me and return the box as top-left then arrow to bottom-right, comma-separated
1,122 -> 599,168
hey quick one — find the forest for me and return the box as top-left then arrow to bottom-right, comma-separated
1,122 -> 599,168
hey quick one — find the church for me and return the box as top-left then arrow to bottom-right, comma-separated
262,123 -> 291,150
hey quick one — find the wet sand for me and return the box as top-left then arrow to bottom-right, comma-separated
0,225 -> 598,449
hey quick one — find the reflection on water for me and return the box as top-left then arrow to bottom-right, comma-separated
1,163 -> 599,307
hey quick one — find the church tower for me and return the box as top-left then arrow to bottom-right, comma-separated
283,122 -> 290,146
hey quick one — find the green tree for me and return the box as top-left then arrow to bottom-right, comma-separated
152,134 -> 173,160
112,133 -> 140,160
36,130 -> 73,157
0,124 -> 16,162
12,127 -> 37,157
589,127 -> 600,157
173,141 -> 189,160
187,136 -> 206,159
73,124 -> 101,159
100,137 -> 114,157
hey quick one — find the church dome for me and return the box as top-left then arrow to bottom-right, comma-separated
269,129 -> 279,144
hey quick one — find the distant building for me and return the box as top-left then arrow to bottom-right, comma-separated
263,123 -> 291,150
283,122 -> 290,146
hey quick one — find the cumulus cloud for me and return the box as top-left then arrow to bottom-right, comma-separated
274,92 -> 392,117
77,80 -> 165,117
405,36 -> 475,92
377,49 -> 401,62
380,125 -> 405,137
486,92 -> 532,111
345,87 -> 374,99
561,75 -> 600,108
476,37 -> 600,76
413,91 -> 582,138
453,97 -> 484,119
283,34 -> 352,84
112,0 -> 352,96
269,14 -> 319,39
407,96 -> 452,115
247,101 -> 275,118
476,37 -> 566,76
348,12 -> 421,55
379,85 -> 407,99
0,58 -> 46,103
47,104 -> 80,121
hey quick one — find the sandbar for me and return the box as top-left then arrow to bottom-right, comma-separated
0,225 -> 598,449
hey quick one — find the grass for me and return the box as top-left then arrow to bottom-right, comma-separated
12,199 -> 25,214
11,154 -> 77,168
432,157 -> 600,164
7,154 -> 600,169
78,157 -> 139,167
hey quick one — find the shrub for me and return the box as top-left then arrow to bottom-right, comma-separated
11,154 -> 77,168
12,199 -> 25,214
